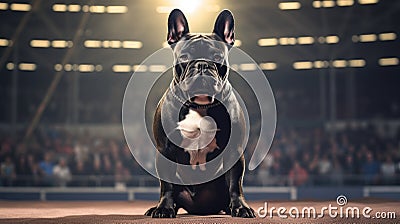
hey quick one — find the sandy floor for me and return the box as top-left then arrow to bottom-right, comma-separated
0,199 -> 399,223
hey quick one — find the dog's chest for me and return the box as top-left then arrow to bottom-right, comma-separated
177,108 -> 220,170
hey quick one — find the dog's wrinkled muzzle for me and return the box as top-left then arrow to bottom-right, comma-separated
178,60 -> 223,104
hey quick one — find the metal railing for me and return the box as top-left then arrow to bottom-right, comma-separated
1,174 -> 398,187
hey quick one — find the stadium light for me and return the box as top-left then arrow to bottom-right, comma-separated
259,62 -> 277,71
297,36 -> 314,45
53,4 -> 67,12
149,65 -> 166,73
379,32 -> 396,41
95,65 -> 103,72
19,63 -> 37,71
239,63 -> 257,71
52,40 -> 70,48
379,57 -> 399,66
84,40 -> 102,48
106,6 -> 128,14
54,64 -> 63,71
175,0 -> 200,13
0,38 -> 10,47
332,60 -> 347,68
64,64 -> 72,71
322,0 -> 335,8
68,4 -> 81,12
233,39 -> 242,47
133,65 -> 147,72
325,35 -> 340,44
113,65 -> 131,73
348,59 -> 366,67
89,5 -> 105,13
30,40 -> 51,48
258,38 -> 278,47
314,60 -> 329,69
6,62 -> 14,70
109,40 -> 121,48
278,2 -> 301,10
122,41 -> 142,49
358,0 -> 379,5
293,61 -> 313,70
156,0 -> 203,14
279,37 -> 297,45
78,64 -> 95,72
10,3 -> 31,11
0,2 -> 8,10
359,34 -> 377,42
337,0 -> 354,7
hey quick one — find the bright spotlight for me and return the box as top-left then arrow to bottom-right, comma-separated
157,0 -> 202,14
176,0 -> 201,13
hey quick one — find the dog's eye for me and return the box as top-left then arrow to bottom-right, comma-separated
179,54 -> 189,63
213,54 -> 223,62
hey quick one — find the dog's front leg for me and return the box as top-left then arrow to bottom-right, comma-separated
149,143 -> 177,218
225,155 -> 255,218
151,179 -> 176,218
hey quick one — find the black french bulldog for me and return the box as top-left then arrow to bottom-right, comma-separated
145,9 -> 255,218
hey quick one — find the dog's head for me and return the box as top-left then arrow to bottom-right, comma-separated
167,9 -> 235,105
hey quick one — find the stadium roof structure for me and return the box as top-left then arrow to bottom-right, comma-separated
0,0 -> 398,75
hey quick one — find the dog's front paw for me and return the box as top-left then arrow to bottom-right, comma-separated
144,206 -> 156,216
230,199 -> 256,218
150,206 -> 176,218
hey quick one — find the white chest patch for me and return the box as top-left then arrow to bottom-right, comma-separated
177,109 -> 220,170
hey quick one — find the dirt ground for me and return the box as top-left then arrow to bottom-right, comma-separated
0,199 -> 399,223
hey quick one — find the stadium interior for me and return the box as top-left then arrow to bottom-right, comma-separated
0,0 -> 399,199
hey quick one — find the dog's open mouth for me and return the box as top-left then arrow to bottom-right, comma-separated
190,94 -> 215,105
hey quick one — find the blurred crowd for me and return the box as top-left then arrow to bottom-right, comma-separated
0,128 -> 149,187
0,125 -> 399,187
250,125 -> 400,186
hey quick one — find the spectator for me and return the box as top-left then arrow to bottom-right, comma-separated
257,150 -> 274,186
288,161 -> 309,186
318,154 -> 332,176
121,145 -> 134,171
91,155 -> 102,175
39,152 -> 54,186
307,155 -> 319,179
114,161 -> 130,189
74,138 -> 89,163
53,158 -> 72,187
27,154 -> 41,186
257,162 -> 270,186
0,139 -> 12,158
380,156 -> 396,184
331,158 -> 344,185
102,154 -> 114,186
270,160 -> 285,186
102,154 -> 114,175
317,154 -> 332,185
15,155 -> 31,186
361,151 -> 380,185
343,155 -> 358,185
0,156 -> 16,186
70,160 -> 88,186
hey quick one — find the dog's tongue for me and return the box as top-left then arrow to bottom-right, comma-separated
193,95 -> 211,105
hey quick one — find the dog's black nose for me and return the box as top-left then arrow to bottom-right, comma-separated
195,61 -> 209,73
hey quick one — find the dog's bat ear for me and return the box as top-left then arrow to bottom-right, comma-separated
213,10 -> 235,45
167,9 -> 190,45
